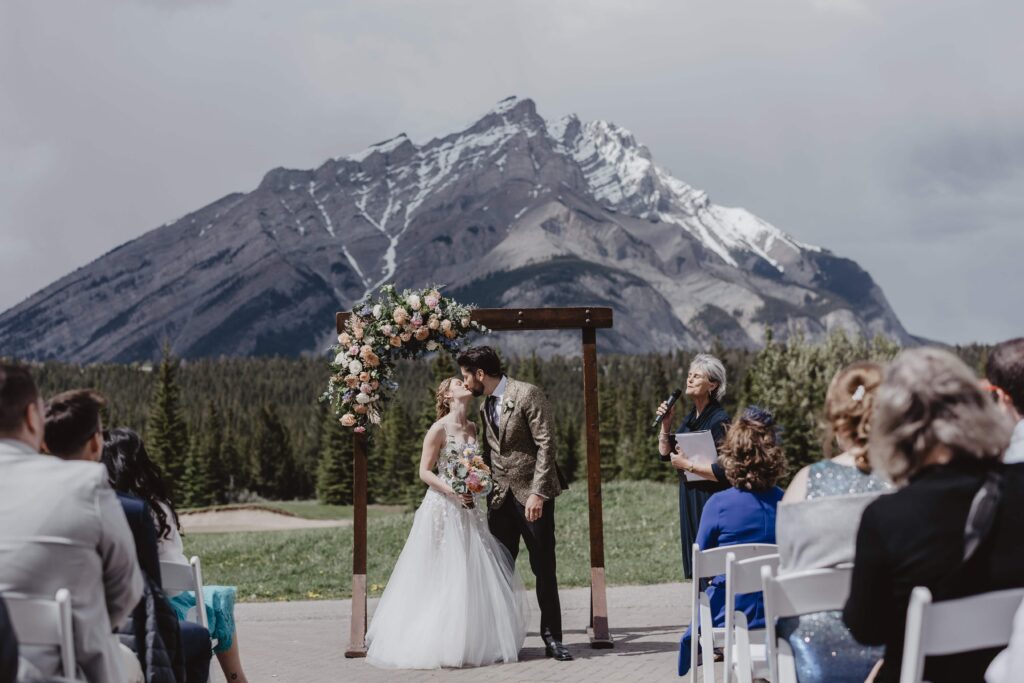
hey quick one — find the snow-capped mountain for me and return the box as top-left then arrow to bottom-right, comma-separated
0,97 -> 911,361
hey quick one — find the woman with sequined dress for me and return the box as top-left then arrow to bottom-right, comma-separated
365,377 -> 529,670
775,362 -> 891,683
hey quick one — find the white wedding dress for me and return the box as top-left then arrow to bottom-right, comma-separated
365,433 -> 529,669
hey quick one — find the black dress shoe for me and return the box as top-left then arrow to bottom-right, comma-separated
544,639 -> 573,661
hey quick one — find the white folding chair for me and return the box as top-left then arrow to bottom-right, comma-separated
689,543 -> 778,683
724,552 -> 779,683
3,588 -> 76,679
761,565 -> 854,683
160,555 -> 208,630
900,586 -> 1024,683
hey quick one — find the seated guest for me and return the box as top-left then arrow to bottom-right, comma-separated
843,348 -> 1024,683
677,407 -> 786,676
44,390 -> 191,683
775,362 -> 891,683
985,337 -> 1024,463
0,365 -> 143,682
102,428 -> 249,683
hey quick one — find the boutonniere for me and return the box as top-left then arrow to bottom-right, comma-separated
504,399 -> 515,413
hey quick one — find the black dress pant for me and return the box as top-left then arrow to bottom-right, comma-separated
488,495 -> 562,642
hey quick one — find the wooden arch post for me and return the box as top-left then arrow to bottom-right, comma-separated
339,306 -> 614,657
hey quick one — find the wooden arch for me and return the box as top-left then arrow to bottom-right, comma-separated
337,306 -> 615,656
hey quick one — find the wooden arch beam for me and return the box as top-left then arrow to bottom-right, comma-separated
338,306 -> 614,656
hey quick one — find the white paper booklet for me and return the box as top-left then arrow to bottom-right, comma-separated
674,430 -> 718,482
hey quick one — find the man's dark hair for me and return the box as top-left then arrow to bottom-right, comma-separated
987,337 -> 1024,415
0,364 -> 39,435
44,389 -> 106,458
456,346 -> 504,378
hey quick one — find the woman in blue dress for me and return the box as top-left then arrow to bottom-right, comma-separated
102,428 -> 250,683
657,353 -> 731,580
677,406 -> 787,676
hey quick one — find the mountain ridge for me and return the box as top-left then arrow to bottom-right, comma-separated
0,96 -> 912,361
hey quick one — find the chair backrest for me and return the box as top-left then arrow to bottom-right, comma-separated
724,553 -> 779,683
159,556 -> 207,630
762,565 -> 854,683
900,586 -> 1024,683
693,543 -> 779,580
3,589 -> 76,678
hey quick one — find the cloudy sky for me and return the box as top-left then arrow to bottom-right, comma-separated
2,0 -> 1021,344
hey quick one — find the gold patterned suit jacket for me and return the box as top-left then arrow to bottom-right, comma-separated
480,377 -> 565,510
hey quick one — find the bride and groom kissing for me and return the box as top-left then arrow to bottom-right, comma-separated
365,345 -> 573,669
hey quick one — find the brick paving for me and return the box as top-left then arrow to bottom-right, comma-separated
211,582 -> 725,682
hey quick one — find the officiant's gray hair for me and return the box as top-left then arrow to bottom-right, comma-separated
690,354 -> 727,402
870,347 -> 1013,484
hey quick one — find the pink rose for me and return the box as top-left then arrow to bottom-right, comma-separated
348,345 -> 360,356
411,313 -> 423,328
354,426 -> 366,434
424,294 -> 439,309
360,382 -> 373,394
382,324 -> 393,336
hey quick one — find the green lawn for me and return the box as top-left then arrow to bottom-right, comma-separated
183,480 -> 683,602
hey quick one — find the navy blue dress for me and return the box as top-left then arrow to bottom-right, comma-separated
665,400 -> 730,579
678,486 -> 784,676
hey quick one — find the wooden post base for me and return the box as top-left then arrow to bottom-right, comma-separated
345,574 -> 368,657
588,566 -> 614,647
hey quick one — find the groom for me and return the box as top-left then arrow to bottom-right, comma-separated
457,346 -> 572,662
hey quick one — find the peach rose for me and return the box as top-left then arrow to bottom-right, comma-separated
340,413 -> 357,427
353,404 -> 368,415
427,314 -> 440,330
392,306 -> 410,325
444,328 -> 458,339
344,375 -> 360,388
389,336 -> 402,347
414,327 -> 430,341
400,330 -> 413,342
358,371 -> 370,382
353,324 -> 365,340
441,319 -> 453,333
363,351 -> 380,367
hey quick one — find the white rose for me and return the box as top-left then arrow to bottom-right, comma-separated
407,294 -> 421,311
372,304 -> 383,319
356,392 -> 371,404
426,340 -> 439,351
348,360 -> 363,374
334,352 -> 348,365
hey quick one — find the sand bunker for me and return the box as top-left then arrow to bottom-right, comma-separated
180,508 -> 352,534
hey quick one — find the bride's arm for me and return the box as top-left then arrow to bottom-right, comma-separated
419,423 -> 457,497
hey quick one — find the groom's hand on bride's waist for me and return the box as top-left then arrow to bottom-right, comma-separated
525,493 -> 544,522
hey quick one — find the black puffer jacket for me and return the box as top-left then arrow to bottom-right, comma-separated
117,578 -> 186,683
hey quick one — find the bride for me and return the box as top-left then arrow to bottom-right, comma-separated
365,377 -> 529,669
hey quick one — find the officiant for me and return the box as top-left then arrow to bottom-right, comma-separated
656,353 -> 731,579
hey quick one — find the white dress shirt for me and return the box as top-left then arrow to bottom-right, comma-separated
488,375 -> 508,427
1004,420 -> 1024,464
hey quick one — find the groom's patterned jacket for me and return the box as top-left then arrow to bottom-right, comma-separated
479,376 -> 565,510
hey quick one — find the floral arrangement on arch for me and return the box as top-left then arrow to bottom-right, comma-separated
325,284 -> 487,432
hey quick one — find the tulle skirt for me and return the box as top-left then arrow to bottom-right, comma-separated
366,489 -> 529,669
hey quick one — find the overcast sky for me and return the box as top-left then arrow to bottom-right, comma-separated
2,0 -> 1021,344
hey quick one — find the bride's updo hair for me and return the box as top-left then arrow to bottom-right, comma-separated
435,378 -> 456,420
823,361 -> 884,473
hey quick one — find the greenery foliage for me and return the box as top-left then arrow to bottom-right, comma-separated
20,334 -> 991,504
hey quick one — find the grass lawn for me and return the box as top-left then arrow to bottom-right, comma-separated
183,480 -> 683,602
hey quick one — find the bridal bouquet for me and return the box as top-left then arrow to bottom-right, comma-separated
443,442 -> 494,502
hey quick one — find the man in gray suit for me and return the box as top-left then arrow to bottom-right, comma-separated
0,364 -> 143,682
457,346 -> 572,662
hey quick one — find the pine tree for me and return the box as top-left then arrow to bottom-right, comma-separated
317,409 -> 353,504
251,403 -> 296,499
147,346 -> 189,496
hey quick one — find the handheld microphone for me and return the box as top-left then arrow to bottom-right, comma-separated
651,388 -> 683,430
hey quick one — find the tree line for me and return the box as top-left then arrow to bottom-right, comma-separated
18,334 -> 992,508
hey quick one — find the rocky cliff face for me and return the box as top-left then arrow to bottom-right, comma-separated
0,97 -> 912,361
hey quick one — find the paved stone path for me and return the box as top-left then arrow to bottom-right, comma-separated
211,582 -> 725,682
